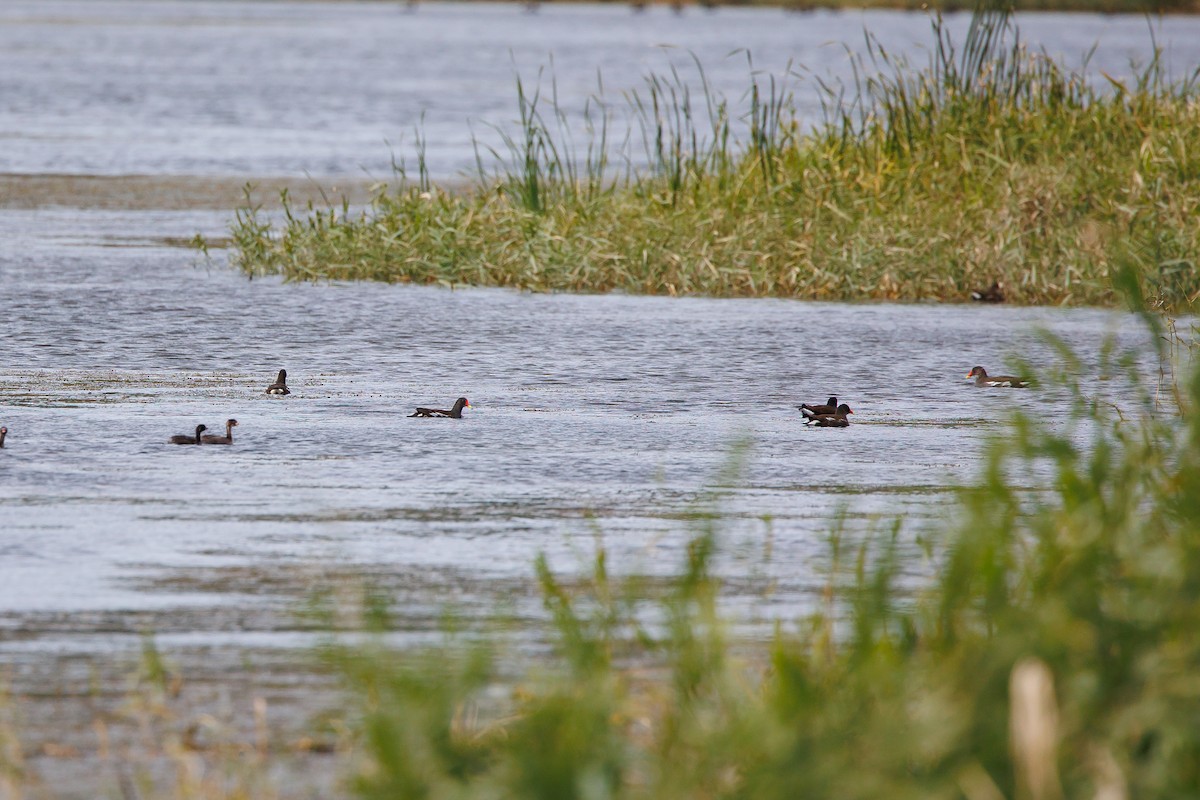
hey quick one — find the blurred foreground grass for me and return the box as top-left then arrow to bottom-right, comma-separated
5,307 -> 1200,797
326,309 -> 1200,799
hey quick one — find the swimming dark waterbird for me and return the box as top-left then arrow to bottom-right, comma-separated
409,397 -> 471,418
0,426 -> 7,448
970,281 -> 1005,303
799,396 -> 838,416
265,369 -> 290,395
801,403 -> 854,427
202,419 -> 238,444
967,366 -> 1030,388
169,424 -> 207,445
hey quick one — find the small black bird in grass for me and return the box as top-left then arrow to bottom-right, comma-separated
970,282 -> 1005,303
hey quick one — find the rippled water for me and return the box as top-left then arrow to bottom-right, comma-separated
0,2 -> 1185,653
0,208 -> 1142,638
3,0 -> 1198,177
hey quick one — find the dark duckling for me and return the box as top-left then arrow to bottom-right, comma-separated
801,403 -> 854,427
967,366 -> 1030,388
169,424 -> 207,445
0,426 -> 7,448
409,397 -> 470,418
201,419 -> 238,445
799,396 -> 838,416
970,281 -> 1005,303
265,369 -> 290,395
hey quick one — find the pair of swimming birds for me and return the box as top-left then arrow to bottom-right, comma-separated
799,398 -> 854,427
798,367 -> 1030,428
169,419 -> 238,445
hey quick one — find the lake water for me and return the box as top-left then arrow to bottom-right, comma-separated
0,4 -> 1185,796
0,5 -> 1189,789
3,0 -> 1198,178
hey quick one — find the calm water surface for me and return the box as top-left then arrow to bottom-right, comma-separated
0,1 -> 1185,655
0,207 -> 1142,649
2,0 -> 1198,177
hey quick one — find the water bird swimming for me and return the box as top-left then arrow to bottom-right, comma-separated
0,426 -> 7,448
967,366 -> 1030,388
201,419 -> 238,444
799,396 -> 838,416
409,397 -> 470,418
169,424 -> 207,444
801,403 -> 854,427
970,282 -> 1006,303
265,369 -> 290,395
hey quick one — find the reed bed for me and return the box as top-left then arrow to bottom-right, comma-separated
226,5 -> 1200,310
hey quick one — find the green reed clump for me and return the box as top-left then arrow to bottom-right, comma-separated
225,5 -> 1200,309
328,313 -> 1200,799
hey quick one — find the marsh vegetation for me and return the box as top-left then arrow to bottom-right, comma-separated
228,5 -> 1200,311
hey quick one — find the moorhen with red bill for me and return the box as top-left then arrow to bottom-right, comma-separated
967,366 -> 1029,388
409,397 -> 471,418
801,403 -> 854,427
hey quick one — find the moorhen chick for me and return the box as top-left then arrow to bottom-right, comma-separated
169,424 -> 207,445
202,419 -> 238,444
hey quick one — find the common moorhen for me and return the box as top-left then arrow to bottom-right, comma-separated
202,419 -> 239,444
801,403 -> 854,427
967,366 -> 1029,388
409,398 -> 471,418
265,369 -> 290,395
169,424 -> 207,445
799,396 -> 838,416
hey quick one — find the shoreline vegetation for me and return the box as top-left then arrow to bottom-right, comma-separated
224,3 -> 1200,311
